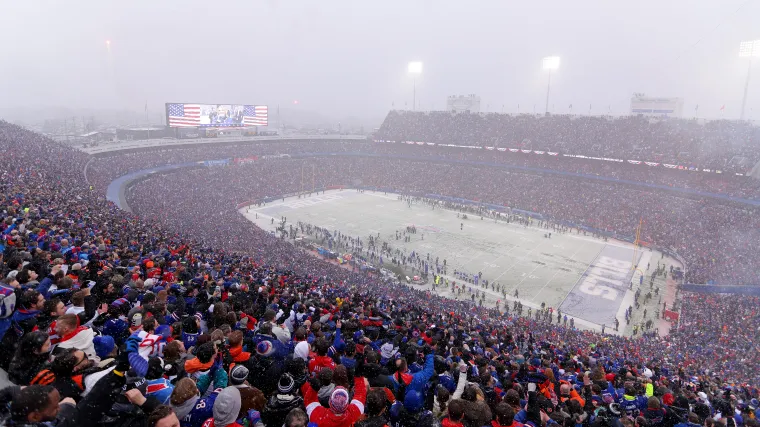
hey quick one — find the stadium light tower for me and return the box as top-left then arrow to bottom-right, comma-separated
408,61 -> 423,111
542,56 -> 560,114
739,40 -> 760,120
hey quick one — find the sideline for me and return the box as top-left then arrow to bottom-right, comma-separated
83,157 -> 94,186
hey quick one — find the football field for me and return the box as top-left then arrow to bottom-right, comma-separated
240,189 -> 666,334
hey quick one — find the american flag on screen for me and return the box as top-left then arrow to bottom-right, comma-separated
243,105 -> 268,126
167,104 -> 200,127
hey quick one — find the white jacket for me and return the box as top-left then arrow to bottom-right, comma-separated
57,327 -> 100,363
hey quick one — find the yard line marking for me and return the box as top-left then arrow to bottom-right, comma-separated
511,263 -> 543,288
531,240 -> 588,301
555,243 -> 607,309
487,241 -> 523,266
492,238 -> 550,282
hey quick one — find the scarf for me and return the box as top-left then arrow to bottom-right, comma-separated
185,357 -> 214,374
228,345 -> 251,362
172,394 -> 200,420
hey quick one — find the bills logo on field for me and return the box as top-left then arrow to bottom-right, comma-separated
627,160 -> 641,164
521,149 -> 531,153
547,152 -> 558,156
663,164 -> 677,168
509,148 -> 519,152
497,148 -> 507,151
534,151 -> 545,154
645,162 -> 659,166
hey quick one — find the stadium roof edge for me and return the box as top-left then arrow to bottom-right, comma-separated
78,134 -> 368,155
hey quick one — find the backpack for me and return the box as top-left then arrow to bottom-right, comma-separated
0,285 -> 17,342
0,285 -> 16,319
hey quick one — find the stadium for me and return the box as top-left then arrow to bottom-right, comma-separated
2,4 -> 760,426
1,107 -> 760,426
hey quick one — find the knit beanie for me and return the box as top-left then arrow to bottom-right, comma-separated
329,387 -> 350,414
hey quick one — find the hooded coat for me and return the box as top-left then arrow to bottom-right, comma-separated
261,392 -> 304,427
205,387 -> 242,427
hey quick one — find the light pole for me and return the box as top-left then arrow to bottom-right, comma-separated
408,61 -> 423,111
739,40 -> 760,120
542,56 -> 560,114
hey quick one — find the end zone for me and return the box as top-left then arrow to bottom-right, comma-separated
559,244 -> 640,326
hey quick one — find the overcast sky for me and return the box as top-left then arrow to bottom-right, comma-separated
1,0 -> 759,123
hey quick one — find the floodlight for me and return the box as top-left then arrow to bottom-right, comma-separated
408,62 -> 423,110
542,56 -> 560,70
542,56 -> 560,114
739,40 -> 760,57
739,40 -> 760,119
408,61 -> 423,74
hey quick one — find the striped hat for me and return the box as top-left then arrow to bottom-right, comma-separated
230,365 -> 250,386
278,373 -> 295,394
111,298 -> 129,308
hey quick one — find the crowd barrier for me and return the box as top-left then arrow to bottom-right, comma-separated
680,284 -> 760,295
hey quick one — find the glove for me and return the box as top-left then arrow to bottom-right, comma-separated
308,376 -> 321,392
125,333 -> 141,354
246,409 -> 261,426
115,347 -> 131,372
210,354 -> 223,374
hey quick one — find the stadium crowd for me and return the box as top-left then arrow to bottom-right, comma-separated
0,119 -> 758,427
126,156 -> 760,286
367,144 -> 760,200
376,111 -> 760,171
87,140 -> 760,200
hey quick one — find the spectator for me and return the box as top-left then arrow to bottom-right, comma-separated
7,330 -> 50,385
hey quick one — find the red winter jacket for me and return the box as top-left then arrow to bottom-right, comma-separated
303,376 -> 367,427
308,355 -> 336,375
360,318 -> 383,327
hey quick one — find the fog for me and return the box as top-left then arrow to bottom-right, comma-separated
0,0 -> 758,124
